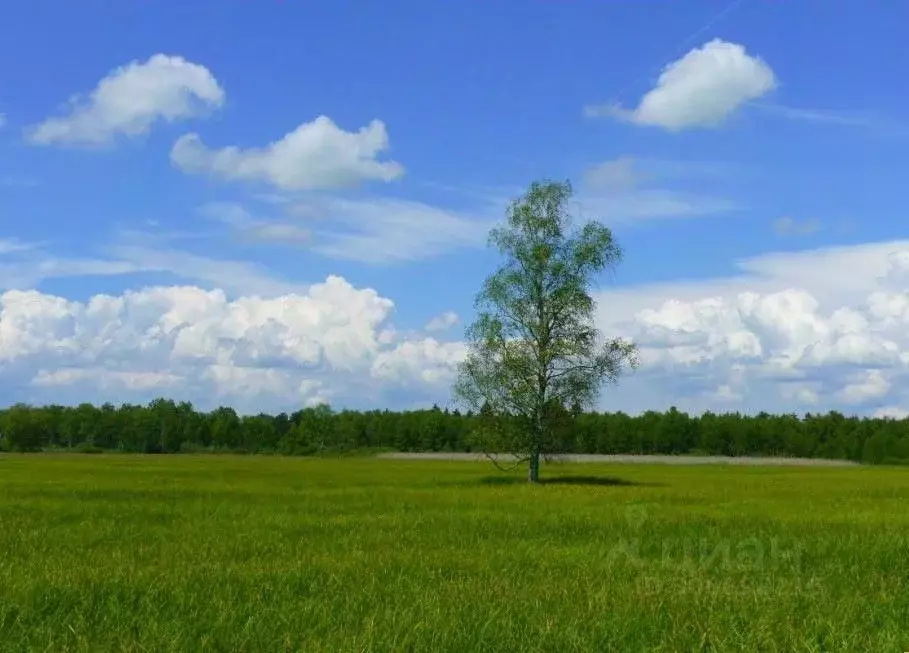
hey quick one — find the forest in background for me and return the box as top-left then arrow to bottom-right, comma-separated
1,399 -> 908,464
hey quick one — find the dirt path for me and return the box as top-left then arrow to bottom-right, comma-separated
376,452 -> 859,467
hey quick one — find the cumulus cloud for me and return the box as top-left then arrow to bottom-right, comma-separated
372,338 -> 467,387
7,228 -> 909,417
0,276 -> 463,412
171,115 -> 404,190
587,39 -> 776,131
425,311 -> 459,332
594,241 -> 909,416
28,54 -> 224,147
874,406 -> 909,420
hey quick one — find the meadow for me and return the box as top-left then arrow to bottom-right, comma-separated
0,454 -> 907,651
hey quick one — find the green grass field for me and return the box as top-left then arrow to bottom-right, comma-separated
0,454 -> 907,652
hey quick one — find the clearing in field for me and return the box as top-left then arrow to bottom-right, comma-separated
0,454 -> 907,651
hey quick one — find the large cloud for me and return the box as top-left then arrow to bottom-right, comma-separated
27,54 -> 224,146
171,116 -> 404,190
0,276 -> 463,413
588,39 -> 776,131
595,242 -> 909,416
7,239 -> 909,417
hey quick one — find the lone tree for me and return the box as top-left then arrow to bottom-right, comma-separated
453,180 -> 638,483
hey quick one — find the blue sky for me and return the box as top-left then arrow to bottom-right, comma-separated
2,0 -> 909,416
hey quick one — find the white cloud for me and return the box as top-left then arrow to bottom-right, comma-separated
756,104 -> 909,137
372,338 -> 467,387
579,189 -> 737,223
583,158 -> 640,192
0,244 -> 303,298
594,240 -> 909,415
171,115 -> 404,190
583,157 -> 738,194
0,256 -> 140,291
306,196 -> 490,263
425,311 -> 459,332
588,39 -> 776,131
873,406 -> 909,420
9,229 -> 909,417
220,195 -> 493,264
107,245 -> 308,297
202,202 -> 311,247
28,54 -> 224,147
838,370 -> 890,405
0,238 -> 39,255
204,169 -> 729,266
34,368 -> 182,392
578,158 -> 738,223
773,216 -> 821,236
0,277 -> 463,413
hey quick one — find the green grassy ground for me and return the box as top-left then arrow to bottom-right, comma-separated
0,455 -> 907,652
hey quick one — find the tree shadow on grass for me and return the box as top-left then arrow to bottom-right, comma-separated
478,475 -> 661,487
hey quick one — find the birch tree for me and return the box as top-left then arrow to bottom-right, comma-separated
453,180 -> 638,483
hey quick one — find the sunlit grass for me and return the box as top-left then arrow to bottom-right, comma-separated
0,454 -> 907,651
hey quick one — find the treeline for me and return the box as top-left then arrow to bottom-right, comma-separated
1,400 -> 908,464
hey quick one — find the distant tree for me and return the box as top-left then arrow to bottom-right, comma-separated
453,179 -> 638,483
241,414 -> 277,452
0,403 -> 49,451
280,404 -> 335,455
210,407 -> 242,450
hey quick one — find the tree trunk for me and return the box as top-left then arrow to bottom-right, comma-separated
528,450 -> 541,484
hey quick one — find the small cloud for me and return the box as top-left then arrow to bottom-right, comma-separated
773,216 -> 821,236
201,202 -> 310,247
171,115 -> 404,190
27,54 -> 224,147
583,157 -> 738,195
0,237 -> 40,255
577,158 -> 740,224
755,104 -> 909,138
583,157 -> 642,192
873,406 -> 909,420
579,190 -> 737,224
587,39 -> 776,131
425,311 -> 459,332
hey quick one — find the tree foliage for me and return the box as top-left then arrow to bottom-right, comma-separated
453,180 -> 638,481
